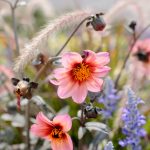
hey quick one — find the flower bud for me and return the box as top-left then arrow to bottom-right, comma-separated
129,21 -> 136,31
87,13 -> 106,31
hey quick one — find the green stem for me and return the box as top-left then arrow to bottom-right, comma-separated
55,17 -> 90,56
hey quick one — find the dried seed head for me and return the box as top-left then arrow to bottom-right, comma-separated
129,21 -> 136,31
11,77 -> 38,110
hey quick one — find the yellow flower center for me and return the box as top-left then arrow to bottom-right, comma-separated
51,128 -> 64,139
72,63 -> 91,82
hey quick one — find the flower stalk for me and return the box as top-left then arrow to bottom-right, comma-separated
25,100 -> 30,150
0,0 -> 20,57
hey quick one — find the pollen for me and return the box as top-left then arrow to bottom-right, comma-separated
51,128 -> 64,139
72,63 -> 91,82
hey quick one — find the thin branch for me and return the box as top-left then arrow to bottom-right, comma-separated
13,0 -> 19,9
55,17 -> 90,56
11,7 -> 20,57
0,0 -> 20,57
25,100 -> 30,150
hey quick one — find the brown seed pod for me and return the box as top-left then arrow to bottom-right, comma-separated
11,77 -> 38,110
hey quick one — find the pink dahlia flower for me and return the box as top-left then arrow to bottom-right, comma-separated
30,112 -> 73,150
50,50 -> 110,103
131,39 -> 150,76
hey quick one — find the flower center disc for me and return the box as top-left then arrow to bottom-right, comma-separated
72,63 -> 91,82
51,128 -> 63,138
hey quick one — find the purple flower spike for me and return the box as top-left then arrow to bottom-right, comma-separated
119,89 -> 146,150
98,77 -> 121,119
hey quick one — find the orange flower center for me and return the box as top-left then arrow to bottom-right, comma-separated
72,63 -> 91,82
51,128 -> 64,139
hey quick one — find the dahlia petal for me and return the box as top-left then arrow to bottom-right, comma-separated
53,114 -> 72,132
57,80 -> 75,99
51,133 -> 73,150
53,68 -> 70,79
83,50 -> 96,63
61,52 -> 82,68
36,112 -> 53,127
30,124 -> 52,138
72,83 -> 87,103
132,41 -> 142,52
86,77 -> 103,92
96,52 -> 110,65
94,66 -> 111,77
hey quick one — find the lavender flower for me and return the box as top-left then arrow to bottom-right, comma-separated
98,77 -> 120,119
119,89 -> 146,150
104,141 -> 114,150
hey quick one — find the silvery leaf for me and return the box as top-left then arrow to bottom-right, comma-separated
85,122 -> 108,134
78,126 -> 86,140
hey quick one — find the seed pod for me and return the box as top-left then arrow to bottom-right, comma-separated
90,13 -> 106,31
11,77 -> 38,110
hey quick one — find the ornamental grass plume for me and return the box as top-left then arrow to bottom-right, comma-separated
30,112 -> 73,150
50,50 -> 110,103
98,77 -> 120,119
14,10 -> 92,74
119,89 -> 146,150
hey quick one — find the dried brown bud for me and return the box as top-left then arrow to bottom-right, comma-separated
11,77 -> 38,110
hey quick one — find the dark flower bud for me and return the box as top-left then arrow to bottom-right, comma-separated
129,21 -> 136,31
84,103 -> 101,118
86,13 -> 106,31
84,108 -> 98,118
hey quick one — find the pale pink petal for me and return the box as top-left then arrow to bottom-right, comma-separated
57,80 -> 76,99
83,50 -> 96,63
53,114 -> 72,132
51,133 -> 73,150
61,52 -> 82,68
95,52 -> 110,66
86,77 -> 103,92
53,68 -> 70,79
132,41 -> 142,53
72,83 -> 87,103
36,112 -> 53,127
94,66 -> 111,77
30,124 -> 53,138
